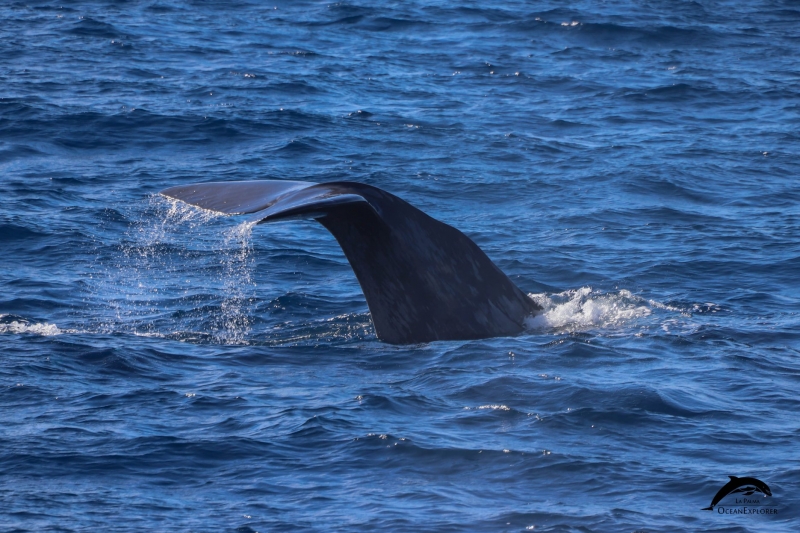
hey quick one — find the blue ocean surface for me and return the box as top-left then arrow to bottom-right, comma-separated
2,1 -> 799,531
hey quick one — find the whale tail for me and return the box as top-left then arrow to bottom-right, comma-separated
160,180 -> 540,344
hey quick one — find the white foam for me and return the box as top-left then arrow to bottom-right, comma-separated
0,315 -> 62,336
477,404 -> 511,411
525,287 -> 652,332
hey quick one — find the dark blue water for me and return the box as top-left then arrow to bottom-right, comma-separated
2,1 -> 799,531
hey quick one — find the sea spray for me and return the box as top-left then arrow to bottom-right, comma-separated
89,194 -> 260,342
213,220 -> 257,345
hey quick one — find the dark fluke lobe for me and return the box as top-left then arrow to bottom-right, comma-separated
160,180 -> 541,344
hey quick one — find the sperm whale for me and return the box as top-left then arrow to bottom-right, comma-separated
160,180 -> 541,344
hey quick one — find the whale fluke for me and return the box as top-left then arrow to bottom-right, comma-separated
160,180 -> 540,344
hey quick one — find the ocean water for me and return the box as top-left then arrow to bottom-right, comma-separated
2,1 -> 799,531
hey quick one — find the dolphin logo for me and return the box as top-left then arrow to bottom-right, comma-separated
702,476 -> 772,511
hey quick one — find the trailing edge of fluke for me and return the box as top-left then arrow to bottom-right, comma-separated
160,180 -> 541,344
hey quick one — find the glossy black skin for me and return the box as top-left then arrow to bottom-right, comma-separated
316,183 -> 540,344
702,476 -> 772,510
161,180 -> 541,344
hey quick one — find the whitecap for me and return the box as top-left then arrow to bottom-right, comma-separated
525,287 -> 652,332
0,315 -> 62,336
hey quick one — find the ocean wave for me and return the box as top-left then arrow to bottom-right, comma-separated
0,107 -> 334,150
66,17 -> 122,39
526,287 -> 652,332
0,314 -> 62,336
